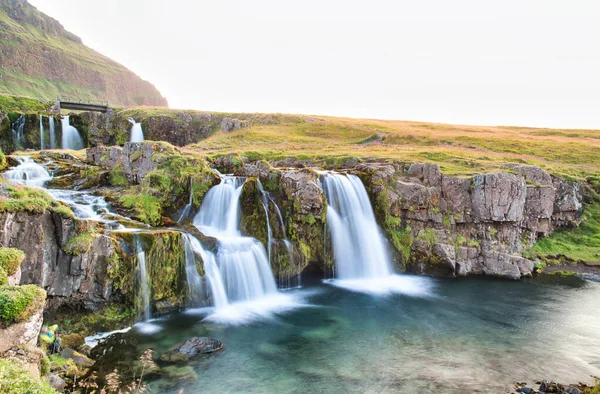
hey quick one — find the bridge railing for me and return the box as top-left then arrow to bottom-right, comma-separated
57,97 -> 109,107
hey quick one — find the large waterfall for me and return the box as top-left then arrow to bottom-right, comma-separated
12,115 -> 25,149
128,118 -> 144,143
191,175 -> 302,323
61,116 -> 84,150
322,173 -> 430,295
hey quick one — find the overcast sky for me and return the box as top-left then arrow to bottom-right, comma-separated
29,0 -> 600,128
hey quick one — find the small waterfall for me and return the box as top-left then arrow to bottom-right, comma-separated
177,178 -> 194,223
61,116 -> 84,150
12,115 -> 25,149
190,174 -> 302,323
322,173 -> 391,280
2,156 -> 52,186
182,233 -> 205,306
128,118 -> 144,143
39,115 -> 44,150
49,116 -> 56,149
135,235 -> 151,322
256,180 -> 297,288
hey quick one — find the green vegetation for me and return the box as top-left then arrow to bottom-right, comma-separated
528,197 -> 600,265
0,358 -> 57,394
0,284 -> 46,326
0,148 -> 7,171
0,3 -> 166,106
63,226 -> 98,256
0,93 -> 49,114
0,247 -> 25,276
0,185 -> 74,218
56,304 -> 134,337
119,193 -> 162,226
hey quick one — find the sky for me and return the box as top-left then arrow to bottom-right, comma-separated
28,0 -> 600,129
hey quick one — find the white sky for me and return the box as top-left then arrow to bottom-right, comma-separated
29,0 -> 600,129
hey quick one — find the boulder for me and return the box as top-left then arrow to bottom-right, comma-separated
0,302 -> 44,353
60,348 -> 94,368
281,169 -> 324,216
160,337 -> 224,363
45,373 -> 66,393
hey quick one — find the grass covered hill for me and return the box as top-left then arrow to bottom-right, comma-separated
0,0 -> 167,107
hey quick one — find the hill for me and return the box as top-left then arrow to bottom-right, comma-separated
0,0 -> 168,107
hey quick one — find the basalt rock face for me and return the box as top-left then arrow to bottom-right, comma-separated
359,162 -> 583,279
0,211 -> 116,310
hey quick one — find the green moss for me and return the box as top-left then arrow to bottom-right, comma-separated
0,185 -> 74,218
57,304 -> 134,337
0,358 -> 57,394
0,284 -> 46,326
489,228 -> 498,236
119,193 -> 162,226
109,166 -> 129,187
417,228 -> 439,245
0,247 -> 25,276
388,227 -> 413,264
62,228 -> 97,256
0,268 -> 7,286
0,148 -> 6,171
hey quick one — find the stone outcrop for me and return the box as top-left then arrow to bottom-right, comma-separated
0,297 -> 44,353
160,337 -> 224,362
361,162 -> 583,279
0,211 -> 116,310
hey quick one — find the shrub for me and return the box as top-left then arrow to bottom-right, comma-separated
0,247 -> 25,275
0,284 -> 46,326
0,359 -> 57,394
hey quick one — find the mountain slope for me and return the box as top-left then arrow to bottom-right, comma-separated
0,0 -> 168,107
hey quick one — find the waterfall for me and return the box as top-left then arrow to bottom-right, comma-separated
177,178 -> 194,223
135,235 -> 151,322
182,233 -> 206,306
191,174 -> 302,323
322,173 -> 391,279
39,115 -> 44,150
321,173 -> 430,295
12,115 -> 25,149
128,118 -> 144,143
61,116 -> 84,150
2,156 -> 52,187
49,116 -> 55,149
256,180 -> 297,288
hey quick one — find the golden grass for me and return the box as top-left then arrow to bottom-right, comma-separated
188,115 -> 600,178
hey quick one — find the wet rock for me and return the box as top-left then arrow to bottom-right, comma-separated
162,365 -> 198,381
60,348 -> 94,368
160,337 -> 224,363
45,373 -> 66,393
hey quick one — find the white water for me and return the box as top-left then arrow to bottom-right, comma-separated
177,178 -> 194,223
3,156 -> 52,186
128,118 -> 144,143
192,175 -> 301,324
39,115 -> 44,150
135,235 -> 151,322
49,116 -> 56,149
182,233 -> 207,307
12,115 -> 25,149
61,116 -> 84,150
322,173 -> 429,295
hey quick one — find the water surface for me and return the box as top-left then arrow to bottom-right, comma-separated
95,276 -> 600,393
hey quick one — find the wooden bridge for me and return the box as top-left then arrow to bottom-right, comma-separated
55,98 -> 110,113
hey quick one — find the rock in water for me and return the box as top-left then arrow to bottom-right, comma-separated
160,337 -> 224,362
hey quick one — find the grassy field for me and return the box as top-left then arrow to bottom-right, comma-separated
189,114 -> 600,178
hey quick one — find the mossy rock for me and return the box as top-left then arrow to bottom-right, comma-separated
0,358 -> 58,394
0,248 -> 24,276
60,333 -> 85,350
0,185 -> 74,218
0,284 -> 46,326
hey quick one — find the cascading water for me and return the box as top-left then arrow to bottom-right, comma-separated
134,234 -> 151,322
61,116 -> 84,150
128,118 -> 144,143
39,115 -> 44,150
322,173 -> 430,295
12,115 -> 25,149
177,178 -> 194,223
3,156 -> 52,186
191,174 -> 302,323
49,116 -> 56,149
256,180 -> 298,288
